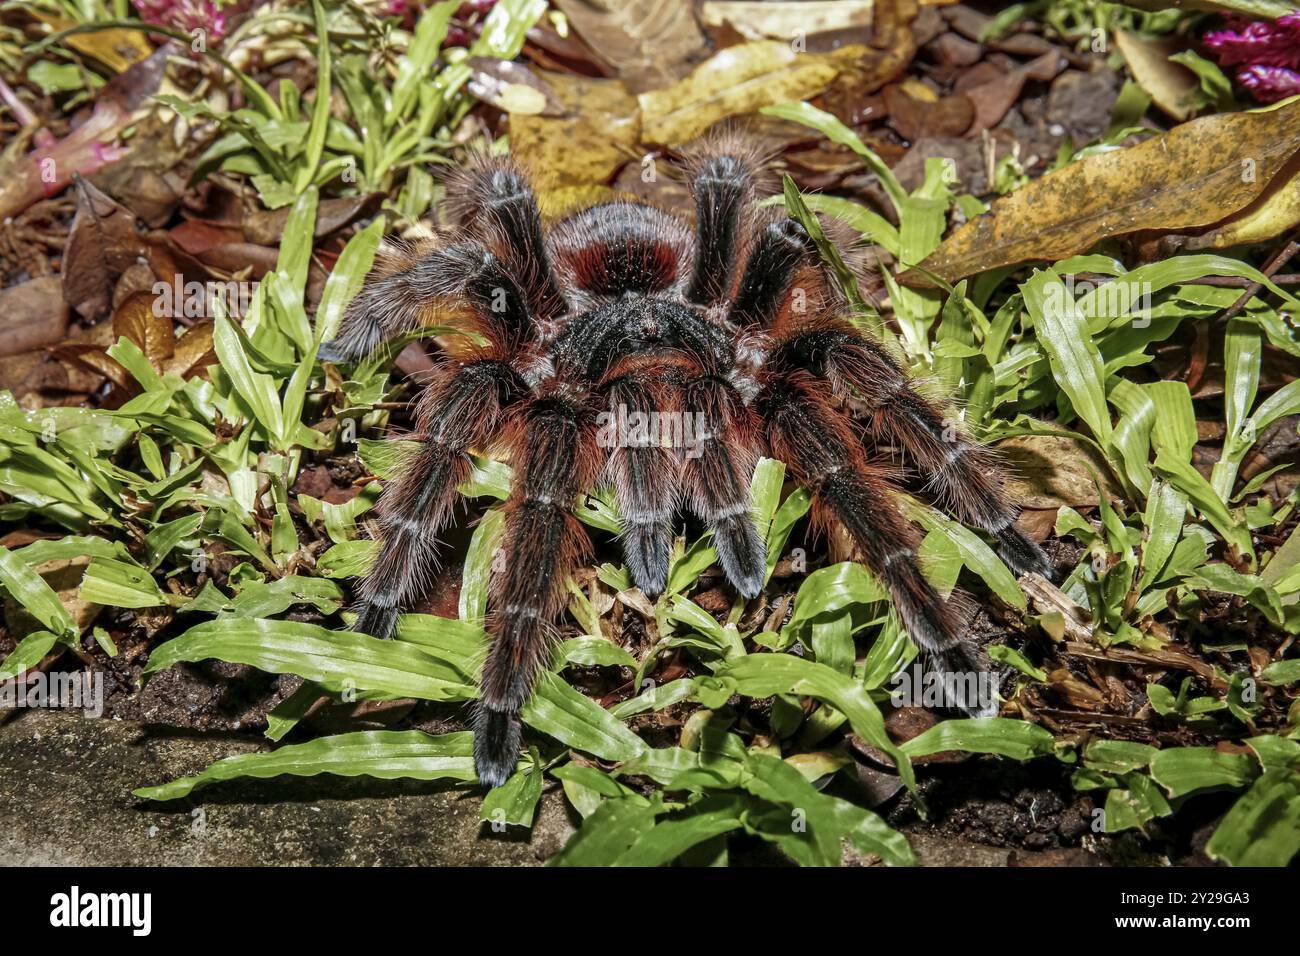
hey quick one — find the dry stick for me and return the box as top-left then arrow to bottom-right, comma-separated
1220,233 -> 1300,323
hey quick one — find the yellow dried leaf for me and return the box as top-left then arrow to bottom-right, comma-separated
638,40 -> 845,146
899,76 -> 938,103
1187,165 -> 1300,250
908,97 -> 1300,284
28,10 -> 151,73
509,72 -> 641,190
538,185 -> 626,220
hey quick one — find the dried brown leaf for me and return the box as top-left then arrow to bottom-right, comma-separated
60,178 -> 152,322
0,277 -> 69,358
553,0 -> 711,93
164,320 -> 217,379
996,434 -> 1123,509
112,291 -> 174,368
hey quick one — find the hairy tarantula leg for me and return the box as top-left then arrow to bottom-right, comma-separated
763,376 -> 996,717
601,368 -> 682,597
784,327 -> 1050,578
353,360 -> 519,638
730,218 -> 814,328
685,151 -> 757,309
476,393 -> 598,788
681,374 -> 766,598
320,243 -> 533,362
449,156 -> 566,323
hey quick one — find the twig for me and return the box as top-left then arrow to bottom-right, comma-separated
1220,233 -> 1300,323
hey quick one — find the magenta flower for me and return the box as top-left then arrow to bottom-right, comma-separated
131,0 -> 247,44
1204,12 -> 1300,103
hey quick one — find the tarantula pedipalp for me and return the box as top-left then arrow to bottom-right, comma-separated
322,143 -> 1049,788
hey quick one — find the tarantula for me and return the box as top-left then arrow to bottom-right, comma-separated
321,140 -> 1049,787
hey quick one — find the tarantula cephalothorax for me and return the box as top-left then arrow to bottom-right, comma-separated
322,141 -> 1050,787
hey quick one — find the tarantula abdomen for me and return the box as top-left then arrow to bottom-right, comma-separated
324,146 -> 1048,787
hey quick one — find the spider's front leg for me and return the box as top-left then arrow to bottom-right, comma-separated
778,323 -> 1050,578
353,358 -> 520,639
476,390 -> 600,787
599,361 -> 683,597
319,243 -> 532,362
448,155 -> 567,324
681,370 -> 767,598
761,374 -> 996,716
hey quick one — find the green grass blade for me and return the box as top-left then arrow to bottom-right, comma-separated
0,545 -> 76,638
523,672 -> 646,762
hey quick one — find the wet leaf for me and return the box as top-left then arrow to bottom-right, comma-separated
480,755 -> 544,827
146,619 -> 479,702
900,718 -> 1057,761
711,653 -> 915,790
0,545 -> 76,639
1149,747 -> 1258,798
0,631 -> 62,682
524,671 -> 646,762
79,557 -> 167,609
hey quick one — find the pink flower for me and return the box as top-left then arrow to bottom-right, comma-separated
1236,64 -> 1300,101
131,0 -> 248,44
1204,12 -> 1300,103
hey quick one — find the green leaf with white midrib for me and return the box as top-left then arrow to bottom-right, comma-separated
133,730 -> 478,801
145,619 -> 478,702
1022,269 -> 1113,447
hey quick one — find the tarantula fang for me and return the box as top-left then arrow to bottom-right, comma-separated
322,143 -> 1050,788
